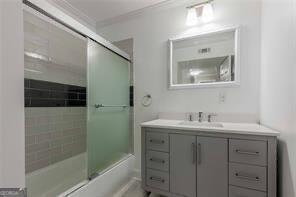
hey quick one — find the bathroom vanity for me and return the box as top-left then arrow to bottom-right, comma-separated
141,119 -> 279,197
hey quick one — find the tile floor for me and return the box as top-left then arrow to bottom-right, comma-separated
121,180 -> 164,197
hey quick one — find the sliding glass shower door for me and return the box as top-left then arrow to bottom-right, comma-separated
87,40 -> 131,177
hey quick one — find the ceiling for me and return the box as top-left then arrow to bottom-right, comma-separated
63,0 -> 169,24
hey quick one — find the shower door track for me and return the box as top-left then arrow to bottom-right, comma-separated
22,0 -> 131,62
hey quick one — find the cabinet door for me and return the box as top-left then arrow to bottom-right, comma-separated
196,137 -> 228,197
170,134 -> 196,197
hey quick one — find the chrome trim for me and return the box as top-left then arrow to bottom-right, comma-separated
186,0 -> 214,9
235,173 -> 260,181
149,176 -> 165,183
149,158 -> 165,164
192,142 -> 197,164
198,143 -> 202,165
149,139 -> 165,144
94,104 -> 128,109
235,149 -> 260,156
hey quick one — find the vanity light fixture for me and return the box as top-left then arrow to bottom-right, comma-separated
186,7 -> 198,26
186,0 -> 214,26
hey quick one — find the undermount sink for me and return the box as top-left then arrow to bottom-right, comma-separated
179,121 -> 223,128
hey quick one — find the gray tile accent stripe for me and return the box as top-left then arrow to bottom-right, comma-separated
25,79 -> 86,107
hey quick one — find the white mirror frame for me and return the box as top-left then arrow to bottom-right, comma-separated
169,26 -> 240,89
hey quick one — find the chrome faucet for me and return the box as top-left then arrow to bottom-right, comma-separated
198,112 -> 203,122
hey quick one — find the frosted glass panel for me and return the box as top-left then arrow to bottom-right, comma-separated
87,40 -> 130,177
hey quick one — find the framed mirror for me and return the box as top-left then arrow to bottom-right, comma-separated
169,26 -> 240,89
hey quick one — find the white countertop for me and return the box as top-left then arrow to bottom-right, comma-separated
141,119 -> 280,137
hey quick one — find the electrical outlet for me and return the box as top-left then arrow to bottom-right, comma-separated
219,92 -> 226,103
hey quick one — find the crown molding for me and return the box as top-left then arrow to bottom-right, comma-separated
47,0 -> 97,31
96,0 -> 198,29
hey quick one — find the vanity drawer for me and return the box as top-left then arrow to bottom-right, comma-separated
146,132 -> 169,152
229,163 -> 267,191
229,186 -> 267,197
146,151 -> 169,171
229,139 -> 267,166
146,169 -> 169,191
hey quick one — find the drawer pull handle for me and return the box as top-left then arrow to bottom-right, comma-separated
149,158 -> 165,164
235,149 -> 259,156
235,173 -> 260,181
149,139 -> 165,144
150,176 -> 165,183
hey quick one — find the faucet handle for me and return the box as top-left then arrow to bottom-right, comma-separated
186,112 -> 194,121
198,112 -> 203,122
207,113 -> 217,122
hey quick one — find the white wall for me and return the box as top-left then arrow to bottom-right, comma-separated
97,0 -> 262,171
0,0 -> 25,187
260,0 -> 296,196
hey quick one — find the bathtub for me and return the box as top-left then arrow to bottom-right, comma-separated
26,153 -> 135,197
66,154 -> 135,197
26,153 -> 87,197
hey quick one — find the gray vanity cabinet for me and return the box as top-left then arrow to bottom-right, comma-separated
170,134 -> 196,197
196,137 -> 228,197
141,127 -> 277,197
170,135 -> 228,197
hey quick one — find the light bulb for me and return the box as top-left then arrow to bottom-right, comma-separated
202,3 -> 214,23
189,69 -> 202,76
186,8 -> 198,26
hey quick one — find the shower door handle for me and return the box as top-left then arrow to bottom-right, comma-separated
94,104 -> 128,108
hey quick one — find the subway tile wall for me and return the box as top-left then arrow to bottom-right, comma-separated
25,107 -> 86,173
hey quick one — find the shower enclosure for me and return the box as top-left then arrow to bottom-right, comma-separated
87,40 -> 131,178
24,4 -> 132,197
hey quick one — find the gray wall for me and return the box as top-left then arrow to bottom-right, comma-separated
260,0 -> 296,196
0,0 -> 25,188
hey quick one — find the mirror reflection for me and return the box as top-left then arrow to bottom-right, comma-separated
170,28 -> 238,88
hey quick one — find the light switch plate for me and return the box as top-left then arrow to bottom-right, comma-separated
219,92 -> 226,103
